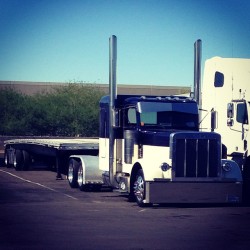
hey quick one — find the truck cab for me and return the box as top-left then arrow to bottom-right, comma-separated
70,37 -> 242,207
99,94 -> 242,206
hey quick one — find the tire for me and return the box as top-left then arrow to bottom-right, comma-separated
68,159 -> 79,188
13,150 -> 30,171
77,163 -> 86,191
77,163 -> 101,192
134,169 -> 146,207
4,150 -> 11,168
14,150 -> 24,171
22,151 -> 31,170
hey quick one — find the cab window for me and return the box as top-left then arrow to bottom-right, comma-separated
124,108 -> 137,128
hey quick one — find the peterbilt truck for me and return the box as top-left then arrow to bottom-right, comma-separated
4,36 -> 243,206
200,55 -> 250,202
69,36 -> 242,206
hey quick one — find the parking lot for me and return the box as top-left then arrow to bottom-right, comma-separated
1,164 -> 250,250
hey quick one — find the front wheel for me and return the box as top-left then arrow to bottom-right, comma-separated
134,169 -> 146,207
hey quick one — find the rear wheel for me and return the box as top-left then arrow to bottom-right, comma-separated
68,159 -> 79,188
77,163 -> 85,191
77,164 -> 102,192
134,169 -> 146,207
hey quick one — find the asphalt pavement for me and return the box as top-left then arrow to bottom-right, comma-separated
0,165 -> 250,250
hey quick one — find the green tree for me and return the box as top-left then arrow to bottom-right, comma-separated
51,83 -> 104,136
0,83 -> 105,137
30,83 -> 105,136
0,88 -> 32,135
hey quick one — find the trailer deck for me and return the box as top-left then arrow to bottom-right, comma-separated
4,138 -> 99,150
4,138 -> 99,174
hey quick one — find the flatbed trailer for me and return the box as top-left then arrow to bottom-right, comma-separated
4,138 -> 99,178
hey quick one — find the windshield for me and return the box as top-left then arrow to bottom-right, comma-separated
139,111 -> 198,130
125,108 -> 198,130
125,101 -> 198,131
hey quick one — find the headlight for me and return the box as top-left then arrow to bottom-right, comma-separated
222,162 -> 232,172
160,162 -> 171,172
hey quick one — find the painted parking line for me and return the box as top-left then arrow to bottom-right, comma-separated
0,169 -> 78,200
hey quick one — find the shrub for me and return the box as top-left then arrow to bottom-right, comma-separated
0,83 -> 105,137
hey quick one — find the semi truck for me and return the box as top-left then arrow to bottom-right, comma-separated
200,55 -> 250,202
4,36 -> 243,206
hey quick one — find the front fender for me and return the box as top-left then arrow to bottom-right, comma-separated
69,155 -> 102,184
133,158 -> 163,181
221,159 -> 243,182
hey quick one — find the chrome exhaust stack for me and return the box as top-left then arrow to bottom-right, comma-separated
194,39 -> 202,106
109,35 -> 117,186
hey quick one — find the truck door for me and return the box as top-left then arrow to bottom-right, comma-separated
99,105 -> 110,172
123,107 -> 138,164
227,100 -> 249,157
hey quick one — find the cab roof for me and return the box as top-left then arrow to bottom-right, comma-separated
100,94 -> 196,108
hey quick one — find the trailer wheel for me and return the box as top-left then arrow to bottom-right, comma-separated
68,159 -> 79,188
134,169 -> 146,207
22,151 -> 31,170
77,163 -> 86,191
14,150 -> 24,171
4,150 -> 11,168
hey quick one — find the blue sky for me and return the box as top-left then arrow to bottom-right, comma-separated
0,0 -> 250,87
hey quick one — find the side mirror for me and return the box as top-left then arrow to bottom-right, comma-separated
236,102 -> 248,124
227,103 -> 234,118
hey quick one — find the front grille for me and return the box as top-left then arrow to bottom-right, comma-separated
170,132 -> 221,178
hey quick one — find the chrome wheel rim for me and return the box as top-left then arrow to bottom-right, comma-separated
13,153 -> 17,169
134,175 -> 144,203
77,166 -> 83,186
68,164 -> 73,183
4,153 -> 8,166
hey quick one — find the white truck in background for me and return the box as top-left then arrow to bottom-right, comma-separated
199,55 -> 250,202
4,36 -> 243,206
